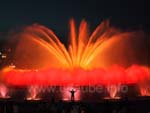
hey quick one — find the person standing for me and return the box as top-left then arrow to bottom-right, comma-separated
69,89 -> 76,101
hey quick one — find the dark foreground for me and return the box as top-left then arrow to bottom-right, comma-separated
0,97 -> 150,113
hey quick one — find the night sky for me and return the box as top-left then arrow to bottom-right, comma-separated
0,0 -> 149,45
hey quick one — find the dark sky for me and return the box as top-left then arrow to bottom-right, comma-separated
0,0 -> 149,42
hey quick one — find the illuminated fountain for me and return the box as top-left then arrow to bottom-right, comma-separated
105,85 -> 120,99
0,84 -> 9,99
0,19 -> 150,100
26,86 -> 41,100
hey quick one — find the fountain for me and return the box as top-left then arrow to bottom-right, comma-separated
0,19 -> 149,100
26,86 -> 41,100
0,84 -> 9,99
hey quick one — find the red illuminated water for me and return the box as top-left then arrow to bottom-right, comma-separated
2,65 -> 149,86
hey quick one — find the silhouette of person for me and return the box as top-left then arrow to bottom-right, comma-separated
69,89 -> 76,101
